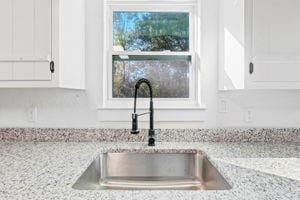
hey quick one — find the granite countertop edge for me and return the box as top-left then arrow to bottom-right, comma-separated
0,128 -> 299,143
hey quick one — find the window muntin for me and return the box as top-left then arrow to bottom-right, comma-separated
112,55 -> 191,98
113,12 -> 189,52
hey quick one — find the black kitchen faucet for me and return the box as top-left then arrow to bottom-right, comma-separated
131,78 -> 155,146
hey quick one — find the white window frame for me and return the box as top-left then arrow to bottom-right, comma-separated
98,0 -> 206,128
100,0 -> 202,110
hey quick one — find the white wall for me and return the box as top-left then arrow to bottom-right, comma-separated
0,0 -> 299,128
0,89 -> 98,128
218,90 -> 300,127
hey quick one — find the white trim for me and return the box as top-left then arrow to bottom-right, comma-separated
194,0 -> 202,107
98,106 -> 207,111
98,107 -> 206,123
96,121 -> 205,129
110,51 -> 192,56
98,0 -> 205,124
109,4 -> 194,11
107,0 -> 197,6
99,98 -> 203,110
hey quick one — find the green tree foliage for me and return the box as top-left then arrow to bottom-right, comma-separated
113,12 -> 189,51
112,12 -> 190,98
134,12 -> 189,51
112,56 -> 190,98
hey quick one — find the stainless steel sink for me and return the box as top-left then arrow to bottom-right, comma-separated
72,152 -> 231,190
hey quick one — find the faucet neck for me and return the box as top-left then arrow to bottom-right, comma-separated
133,78 -> 153,113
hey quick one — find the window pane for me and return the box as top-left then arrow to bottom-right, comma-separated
112,55 -> 191,98
113,12 -> 189,52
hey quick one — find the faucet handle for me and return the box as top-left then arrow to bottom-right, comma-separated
131,113 -> 140,134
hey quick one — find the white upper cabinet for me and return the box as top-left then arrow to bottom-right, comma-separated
0,0 -> 85,89
219,0 -> 300,90
248,0 -> 300,89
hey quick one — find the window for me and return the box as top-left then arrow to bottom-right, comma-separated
103,0 -> 201,109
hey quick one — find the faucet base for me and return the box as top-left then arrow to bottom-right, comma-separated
148,137 -> 155,146
131,130 -> 140,135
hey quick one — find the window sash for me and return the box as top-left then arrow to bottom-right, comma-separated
108,5 -> 195,53
108,51 -> 196,101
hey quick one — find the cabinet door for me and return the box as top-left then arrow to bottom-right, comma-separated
0,0 -> 52,81
248,0 -> 300,89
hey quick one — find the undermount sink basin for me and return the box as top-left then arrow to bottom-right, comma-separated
72,152 -> 231,190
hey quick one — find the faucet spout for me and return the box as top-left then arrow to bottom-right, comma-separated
131,78 -> 155,146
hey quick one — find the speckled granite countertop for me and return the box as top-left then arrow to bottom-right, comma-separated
0,141 -> 299,200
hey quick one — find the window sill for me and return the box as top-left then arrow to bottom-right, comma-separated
97,105 -> 206,110
97,105 -> 207,122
